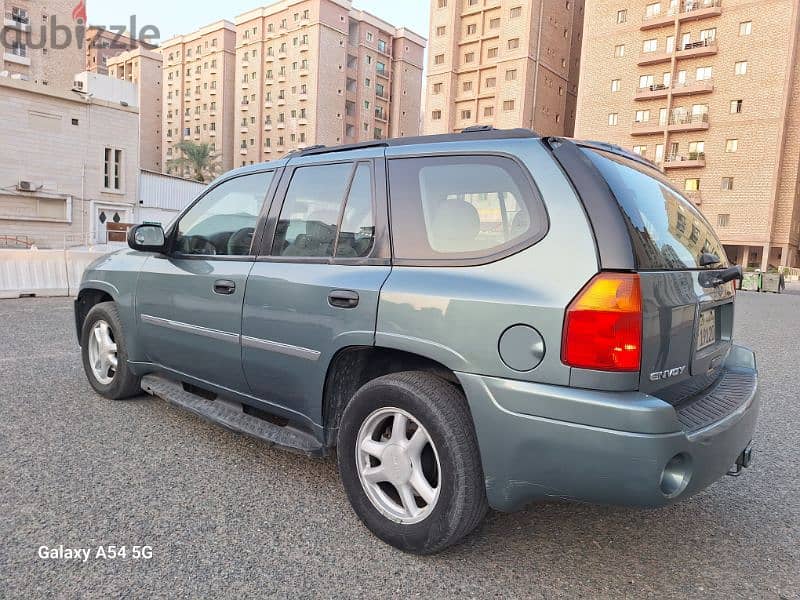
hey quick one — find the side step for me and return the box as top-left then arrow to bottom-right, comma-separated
141,375 -> 323,456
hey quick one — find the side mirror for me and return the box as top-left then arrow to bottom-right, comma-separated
128,224 -> 166,253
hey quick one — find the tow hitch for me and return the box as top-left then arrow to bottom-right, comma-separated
726,443 -> 753,477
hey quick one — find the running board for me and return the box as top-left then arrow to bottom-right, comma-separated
141,375 -> 323,456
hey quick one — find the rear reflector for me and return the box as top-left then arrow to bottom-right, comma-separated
562,273 -> 642,372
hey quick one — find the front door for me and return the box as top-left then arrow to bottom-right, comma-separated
241,151 -> 391,426
136,170 -> 277,393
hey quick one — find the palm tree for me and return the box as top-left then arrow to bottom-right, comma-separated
167,141 -> 221,182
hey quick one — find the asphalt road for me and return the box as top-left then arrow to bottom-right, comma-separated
1,292 -> 798,599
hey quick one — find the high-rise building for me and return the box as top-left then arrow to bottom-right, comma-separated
160,21 -> 237,178
575,0 -> 800,269
0,0 -> 84,90
85,27 -> 157,76
423,0 -> 585,137
234,0 -> 425,166
107,48 -> 164,172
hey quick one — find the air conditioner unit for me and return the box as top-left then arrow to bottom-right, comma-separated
17,180 -> 35,192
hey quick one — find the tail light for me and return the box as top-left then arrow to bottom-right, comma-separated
562,272 -> 642,372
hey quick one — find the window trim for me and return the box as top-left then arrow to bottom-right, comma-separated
255,156 -> 390,266
166,169 -> 280,262
386,151 -> 550,268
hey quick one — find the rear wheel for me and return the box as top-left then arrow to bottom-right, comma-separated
337,371 -> 488,554
80,302 -> 141,400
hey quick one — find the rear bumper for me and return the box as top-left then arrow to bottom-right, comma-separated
457,345 -> 759,512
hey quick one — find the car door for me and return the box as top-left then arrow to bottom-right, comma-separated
241,149 -> 391,425
136,169 -> 279,393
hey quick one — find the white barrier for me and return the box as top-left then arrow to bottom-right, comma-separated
0,249 -> 110,299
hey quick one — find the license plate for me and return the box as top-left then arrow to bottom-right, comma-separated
696,309 -> 716,351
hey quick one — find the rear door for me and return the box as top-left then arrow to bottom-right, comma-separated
581,148 -> 735,403
241,149 -> 391,425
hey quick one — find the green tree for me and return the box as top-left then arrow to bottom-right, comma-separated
167,141 -> 221,182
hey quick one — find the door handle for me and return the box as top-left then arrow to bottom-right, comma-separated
328,290 -> 359,309
213,280 -> 237,295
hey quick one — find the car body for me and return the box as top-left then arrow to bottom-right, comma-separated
75,128 -> 758,553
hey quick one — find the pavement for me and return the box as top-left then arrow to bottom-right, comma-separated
1,292 -> 798,599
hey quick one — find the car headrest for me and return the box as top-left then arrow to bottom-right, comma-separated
430,198 -> 480,252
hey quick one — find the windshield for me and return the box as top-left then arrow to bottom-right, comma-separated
582,148 -> 729,270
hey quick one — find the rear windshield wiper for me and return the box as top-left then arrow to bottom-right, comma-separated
699,265 -> 743,288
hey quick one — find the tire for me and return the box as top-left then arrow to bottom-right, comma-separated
337,371 -> 488,554
80,301 -> 141,400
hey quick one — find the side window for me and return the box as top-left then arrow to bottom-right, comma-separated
272,162 -> 375,259
388,156 -> 546,261
176,172 -> 273,256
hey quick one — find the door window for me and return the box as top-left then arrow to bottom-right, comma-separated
272,162 -> 376,259
175,172 -> 274,256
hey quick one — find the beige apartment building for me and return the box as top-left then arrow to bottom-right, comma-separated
424,0 -> 585,137
575,0 -> 800,269
0,0 -> 84,90
235,0 -> 425,165
0,76 -> 139,247
107,48 -> 164,172
160,21 -> 237,178
85,27 -> 157,76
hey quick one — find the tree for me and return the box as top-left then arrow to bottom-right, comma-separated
167,141 -> 221,182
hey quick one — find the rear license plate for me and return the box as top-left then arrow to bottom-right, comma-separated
696,309 -> 716,351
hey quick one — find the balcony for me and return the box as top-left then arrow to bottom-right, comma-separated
299,42 -> 310,53
641,0 -> 722,30
298,118 -> 308,126
265,77 -> 274,85
634,83 -> 670,100
240,148 -> 248,156
277,98 -> 286,106
630,120 -> 667,136
298,93 -> 308,102
299,67 -> 310,77
4,12 -> 31,32
664,152 -> 706,169
673,78 -> 714,97
240,126 -> 249,134
265,54 -> 275,63
265,100 -> 273,108
3,51 -> 30,66
676,38 -> 718,59
240,101 -> 250,111
637,49 -> 672,66
375,69 -> 389,80
668,112 -> 709,132
276,121 -> 285,130
264,123 -> 273,131
374,111 -> 387,122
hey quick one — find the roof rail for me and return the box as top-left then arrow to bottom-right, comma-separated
570,138 -> 662,172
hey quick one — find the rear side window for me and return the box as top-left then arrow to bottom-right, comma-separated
388,155 -> 546,262
582,149 -> 728,270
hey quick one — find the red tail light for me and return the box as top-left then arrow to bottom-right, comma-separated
562,273 -> 642,372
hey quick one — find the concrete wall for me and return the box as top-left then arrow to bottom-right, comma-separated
0,249 -> 109,298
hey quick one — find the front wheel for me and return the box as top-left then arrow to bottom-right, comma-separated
80,302 -> 141,400
337,372 -> 488,554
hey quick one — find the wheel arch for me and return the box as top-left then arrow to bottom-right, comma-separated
74,286 -> 116,343
321,345 -> 462,448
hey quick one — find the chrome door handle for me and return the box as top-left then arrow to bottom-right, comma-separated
213,280 -> 236,295
328,290 -> 359,309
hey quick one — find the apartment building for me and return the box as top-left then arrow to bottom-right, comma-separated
0,0 -> 84,90
575,0 -> 800,269
107,48 -> 164,172
235,0 -> 425,165
424,0 -> 585,137
0,76 -> 139,247
160,21 -> 237,177
85,27 -> 157,76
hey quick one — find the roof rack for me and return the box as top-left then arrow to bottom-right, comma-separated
573,139 -> 661,172
284,127 -> 538,159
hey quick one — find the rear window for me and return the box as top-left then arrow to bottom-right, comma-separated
388,155 -> 547,263
582,148 -> 728,270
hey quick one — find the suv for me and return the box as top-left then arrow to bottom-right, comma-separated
75,129 -> 758,554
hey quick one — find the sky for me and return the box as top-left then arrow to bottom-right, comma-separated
86,0 -> 431,42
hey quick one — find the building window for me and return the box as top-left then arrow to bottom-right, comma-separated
644,2 -> 661,18
484,106 -> 494,117
642,39 -> 657,53
487,47 -> 498,58
616,9 -> 627,24
721,177 -> 734,191
463,80 -> 473,91
614,44 -> 625,57
684,178 -> 700,192
730,99 -> 743,113
486,76 -> 496,88
503,100 -> 515,111
506,69 -> 517,81
611,79 -> 621,92
432,110 -> 442,120
490,17 -> 500,28
740,21 -> 752,36
436,25 -> 446,36
508,38 -> 519,50
510,6 -> 522,18
696,66 -> 712,81
725,139 -> 739,153
699,28 -> 717,42
464,52 -> 475,62
655,143 -> 664,163
608,113 -> 618,126
437,0 -> 447,7
434,54 -> 445,65
633,145 -> 647,157
734,61 -> 748,75
433,82 -> 443,94
717,214 -> 730,227
466,24 -> 477,35
103,148 -> 123,191
635,110 -> 650,123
